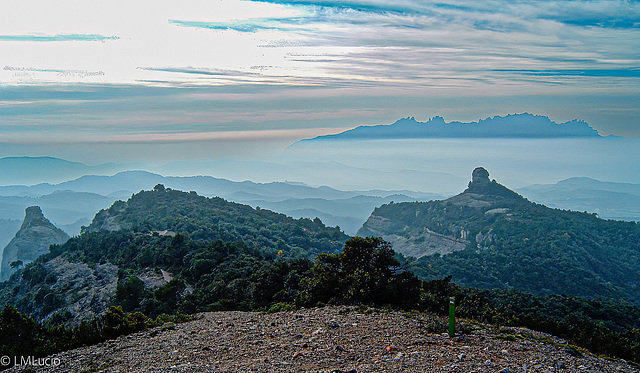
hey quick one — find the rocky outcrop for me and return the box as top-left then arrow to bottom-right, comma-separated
471,166 -> 490,185
0,255 -> 118,324
453,166 -> 523,203
359,213 -> 468,258
83,201 -> 125,233
357,167 -> 526,258
475,228 -> 496,250
378,230 -> 468,259
0,206 -> 69,281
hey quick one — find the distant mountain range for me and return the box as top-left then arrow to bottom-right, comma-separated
0,156 -> 131,186
0,167 -> 441,245
519,177 -> 640,221
0,155 -> 638,245
0,219 -> 21,254
302,113 -> 601,141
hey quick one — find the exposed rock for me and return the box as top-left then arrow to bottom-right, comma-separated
8,307 -> 637,372
139,268 -> 172,289
85,209 -> 122,232
0,255 -> 118,325
485,208 -> 510,215
46,257 -> 118,324
475,229 -> 495,250
377,231 -> 467,259
471,166 -> 490,186
454,166 -> 523,203
0,206 -> 119,324
357,167 -> 527,259
0,207 -> 69,281
357,215 -> 392,237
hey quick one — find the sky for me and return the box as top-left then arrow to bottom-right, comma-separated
0,0 -> 639,165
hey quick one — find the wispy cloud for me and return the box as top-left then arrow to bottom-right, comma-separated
532,1 -> 640,29
0,34 -> 118,42
169,0 -> 638,87
169,19 -> 304,33
247,0 -> 640,29
0,126 -> 346,144
138,66 -> 260,77
3,66 -> 105,78
3,0 -> 638,89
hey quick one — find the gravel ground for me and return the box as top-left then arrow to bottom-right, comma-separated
7,306 -> 639,372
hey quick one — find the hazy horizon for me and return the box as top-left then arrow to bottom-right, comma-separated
2,135 -> 638,194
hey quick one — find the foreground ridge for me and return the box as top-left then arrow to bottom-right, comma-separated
9,307 -> 638,373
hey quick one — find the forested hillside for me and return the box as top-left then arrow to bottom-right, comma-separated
0,186 -> 348,324
85,184 -> 347,257
360,168 -> 640,304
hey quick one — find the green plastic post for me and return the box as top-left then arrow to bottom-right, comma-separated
448,296 -> 455,338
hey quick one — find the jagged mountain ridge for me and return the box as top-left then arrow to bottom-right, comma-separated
0,207 -> 69,281
303,113 -> 601,141
358,167 -> 640,303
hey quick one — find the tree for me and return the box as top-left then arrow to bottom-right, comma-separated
115,276 -> 147,312
300,237 -> 422,308
340,236 -> 398,302
9,260 -> 23,270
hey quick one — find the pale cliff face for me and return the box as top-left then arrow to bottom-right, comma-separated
358,167 -> 524,259
0,206 -> 69,281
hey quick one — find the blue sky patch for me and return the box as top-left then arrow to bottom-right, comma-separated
495,69 -> 640,78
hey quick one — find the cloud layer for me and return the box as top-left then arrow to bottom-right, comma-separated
2,0 -> 638,87
0,0 -> 638,161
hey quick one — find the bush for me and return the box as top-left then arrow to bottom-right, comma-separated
115,276 -> 147,312
299,237 -> 422,309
